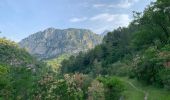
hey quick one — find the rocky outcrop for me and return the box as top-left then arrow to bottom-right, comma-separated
19,28 -> 102,60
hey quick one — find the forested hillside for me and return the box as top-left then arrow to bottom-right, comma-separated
0,38 -> 62,99
61,0 -> 170,99
1,0 -> 170,100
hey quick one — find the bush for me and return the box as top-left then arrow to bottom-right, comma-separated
97,76 -> 125,100
88,80 -> 105,100
159,69 -> 170,90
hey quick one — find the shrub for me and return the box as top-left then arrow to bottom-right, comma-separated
88,80 -> 105,100
97,76 -> 125,100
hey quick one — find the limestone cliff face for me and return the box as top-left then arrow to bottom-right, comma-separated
19,28 -> 102,59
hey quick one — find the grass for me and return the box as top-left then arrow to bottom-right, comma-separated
117,77 -> 170,100
146,86 -> 170,100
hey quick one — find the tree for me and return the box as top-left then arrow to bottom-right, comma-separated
132,0 -> 170,49
132,47 -> 164,86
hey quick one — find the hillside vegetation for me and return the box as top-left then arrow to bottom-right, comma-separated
46,54 -> 71,71
60,0 -> 170,99
1,0 -> 170,100
0,38 -> 53,99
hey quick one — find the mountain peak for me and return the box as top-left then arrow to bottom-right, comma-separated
19,28 -> 102,60
101,30 -> 110,36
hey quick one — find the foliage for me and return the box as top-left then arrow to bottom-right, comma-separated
97,76 -> 125,100
46,53 -> 71,71
0,38 -> 37,67
108,61 -> 131,76
34,73 -> 92,100
60,0 -> 170,91
132,47 -> 164,86
2,0 -> 170,99
61,27 -> 133,75
88,80 -> 105,100
0,38 -> 52,99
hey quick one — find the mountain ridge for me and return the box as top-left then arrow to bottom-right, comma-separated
19,28 -> 102,60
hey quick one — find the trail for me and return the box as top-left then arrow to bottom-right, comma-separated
126,81 -> 148,100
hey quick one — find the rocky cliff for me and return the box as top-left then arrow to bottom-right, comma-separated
19,28 -> 102,59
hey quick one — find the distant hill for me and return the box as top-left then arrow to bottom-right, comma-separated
19,28 -> 102,60
101,30 -> 110,37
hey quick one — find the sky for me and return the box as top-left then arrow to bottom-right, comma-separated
0,0 -> 154,42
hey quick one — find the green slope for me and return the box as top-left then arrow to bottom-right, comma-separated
118,77 -> 170,100
0,38 -> 51,99
45,54 -> 71,71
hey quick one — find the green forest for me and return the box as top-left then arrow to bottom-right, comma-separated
1,0 -> 170,100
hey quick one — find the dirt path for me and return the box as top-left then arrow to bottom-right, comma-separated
126,81 -> 148,100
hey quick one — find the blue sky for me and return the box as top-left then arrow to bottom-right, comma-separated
0,0 -> 154,42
